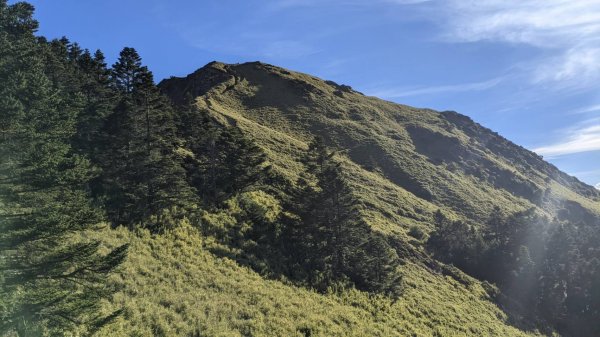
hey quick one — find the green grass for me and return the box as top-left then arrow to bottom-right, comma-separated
133,60 -> 600,336
189,62 -> 569,226
93,223 -> 541,337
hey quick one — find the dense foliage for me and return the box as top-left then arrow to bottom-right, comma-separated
428,208 -> 600,336
0,2 -> 126,335
283,137 -> 403,296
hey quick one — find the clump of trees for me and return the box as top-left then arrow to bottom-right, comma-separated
283,138 -> 403,296
0,2 -> 127,335
189,136 -> 404,297
427,207 -> 600,336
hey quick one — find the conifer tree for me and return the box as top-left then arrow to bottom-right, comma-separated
178,106 -> 270,207
220,127 -> 270,197
0,2 -> 126,334
110,47 -> 143,93
99,47 -> 194,227
289,137 -> 402,294
73,49 -> 115,160
354,233 -> 403,297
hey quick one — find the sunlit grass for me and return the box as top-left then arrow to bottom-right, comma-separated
92,224 -> 540,337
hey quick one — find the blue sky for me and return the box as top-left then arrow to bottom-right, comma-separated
25,0 -> 600,187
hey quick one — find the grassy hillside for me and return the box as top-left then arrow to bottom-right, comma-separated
4,0 -> 596,333
160,61 -> 600,233
156,61 -> 600,336
93,223 -> 539,337
159,61 -> 600,248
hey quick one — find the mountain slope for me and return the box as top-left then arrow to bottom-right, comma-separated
94,224 -> 536,337
160,61 -> 600,235
154,61 -> 598,336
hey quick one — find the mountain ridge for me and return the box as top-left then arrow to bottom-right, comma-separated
154,60 -> 600,336
159,60 -> 600,227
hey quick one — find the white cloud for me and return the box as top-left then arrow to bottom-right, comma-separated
367,76 -> 503,98
533,46 -> 600,90
571,104 -> 600,115
437,0 -> 600,90
441,1 -> 600,46
534,119 -> 600,157
595,183 -> 600,190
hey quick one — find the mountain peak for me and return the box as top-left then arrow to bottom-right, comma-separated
160,61 -> 600,227
159,61 -> 364,107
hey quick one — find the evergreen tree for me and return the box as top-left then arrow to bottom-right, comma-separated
110,47 -> 143,93
427,210 -> 483,277
73,49 -> 115,160
354,233 -> 403,297
288,137 -> 402,294
178,106 -> 270,207
0,2 -> 126,335
537,223 -> 577,326
99,47 -> 195,227
220,127 -> 270,197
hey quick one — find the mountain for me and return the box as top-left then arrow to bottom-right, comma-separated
5,1 -> 599,334
145,61 -> 600,336
160,61 -> 600,231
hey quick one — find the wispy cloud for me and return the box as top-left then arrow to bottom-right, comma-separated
532,46 -> 600,90
440,1 -> 600,46
571,104 -> 600,115
367,76 -> 503,98
436,0 -> 600,91
569,168 -> 600,178
534,118 -> 600,157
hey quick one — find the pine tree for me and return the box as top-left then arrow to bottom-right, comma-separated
289,137 -> 402,294
355,233 -> 403,297
427,210 -> 483,276
219,127 -> 270,197
317,152 -> 360,283
110,47 -> 143,93
178,106 -> 270,207
0,2 -> 126,334
73,49 -> 115,160
538,224 -> 574,325
99,47 -> 195,227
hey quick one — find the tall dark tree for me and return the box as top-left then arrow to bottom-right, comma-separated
99,47 -> 195,227
353,233 -> 403,297
178,106 -> 270,207
427,210 -> 483,276
73,49 -> 116,159
288,137 -> 402,294
0,2 -> 126,335
110,47 -> 143,93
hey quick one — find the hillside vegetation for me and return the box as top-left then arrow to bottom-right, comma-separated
93,223 -> 536,337
160,61 -> 600,229
3,2 -> 600,336
159,61 -> 600,336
